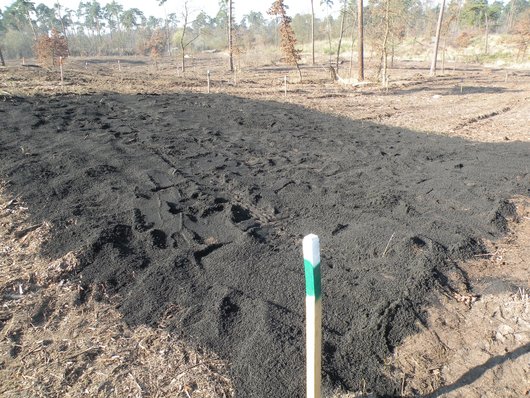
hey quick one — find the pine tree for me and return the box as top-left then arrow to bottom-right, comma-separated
268,0 -> 302,82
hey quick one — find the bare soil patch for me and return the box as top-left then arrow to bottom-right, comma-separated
387,197 -> 530,397
1,55 -> 529,397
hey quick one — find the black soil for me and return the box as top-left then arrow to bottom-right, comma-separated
0,93 -> 528,397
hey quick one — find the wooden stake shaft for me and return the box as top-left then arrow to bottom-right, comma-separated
60,56 -> 64,86
303,234 -> 321,398
306,296 -> 321,398
207,70 -> 211,94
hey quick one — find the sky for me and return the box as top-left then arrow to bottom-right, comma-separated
0,0 -> 346,22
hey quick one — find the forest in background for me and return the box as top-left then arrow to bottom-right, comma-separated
0,0 -> 529,75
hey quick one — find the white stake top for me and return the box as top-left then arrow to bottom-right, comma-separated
303,234 -> 320,267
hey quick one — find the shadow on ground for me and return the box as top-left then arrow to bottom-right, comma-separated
390,85 -> 520,96
426,342 -> 530,398
0,92 -> 528,397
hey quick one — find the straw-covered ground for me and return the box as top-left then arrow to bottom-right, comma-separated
0,184 -> 234,397
0,55 -> 529,397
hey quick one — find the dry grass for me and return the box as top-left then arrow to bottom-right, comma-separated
0,184 -> 234,398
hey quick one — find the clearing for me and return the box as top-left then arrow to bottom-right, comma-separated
0,55 -> 529,397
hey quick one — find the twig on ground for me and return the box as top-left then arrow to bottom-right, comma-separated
382,233 -> 395,257
14,224 -> 42,239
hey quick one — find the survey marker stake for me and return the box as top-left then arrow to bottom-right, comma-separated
59,56 -> 64,86
207,70 -> 211,94
303,234 -> 321,398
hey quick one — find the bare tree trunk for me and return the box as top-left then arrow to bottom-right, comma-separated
484,11 -> 489,54
430,0 -> 446,76
506,0 -> 516,31
381,0 -> 390,86
166,17 -> 171,56
296,63 -> 302,82
177,2 -> 200,74
228,0 -> 234,71
181,50 -> 185,73
358,0 -> 364,81
180,2 -> 189,73
349,6 -> 356,78
336,4 -> 347,73
27,10 -> 38,41
311,0 -> 315,65
326,16 -> 332,65
442,37 -> 446,73
55,2 -> 69,45
96,20 -> 102,56
0,47 -> 5,67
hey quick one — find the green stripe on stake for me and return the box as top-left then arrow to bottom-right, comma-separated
303,234 -> 322,398
304,259 -> 321,299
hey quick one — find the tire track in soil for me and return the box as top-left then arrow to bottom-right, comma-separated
451,103 -> 515,132
0,93 -> 529,397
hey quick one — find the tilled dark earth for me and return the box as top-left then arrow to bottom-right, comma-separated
0,92 -> 529,397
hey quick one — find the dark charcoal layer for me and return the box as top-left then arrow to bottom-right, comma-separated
0,93 -> 528,397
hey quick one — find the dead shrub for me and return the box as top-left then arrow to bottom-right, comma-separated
453,31 -> 475,49
33,28 -> 69,67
